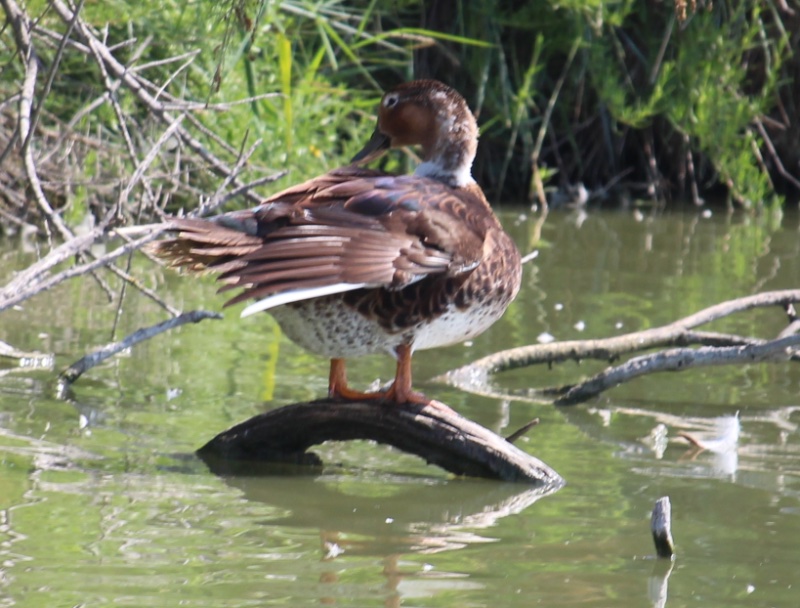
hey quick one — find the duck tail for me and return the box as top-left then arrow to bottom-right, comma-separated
149,217 -> 262,274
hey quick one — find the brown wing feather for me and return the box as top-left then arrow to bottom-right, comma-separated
152,168 -> 494,308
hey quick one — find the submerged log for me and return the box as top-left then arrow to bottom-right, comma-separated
197,398 -> 564,487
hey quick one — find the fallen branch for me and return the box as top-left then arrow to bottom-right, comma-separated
439,290 -> 800,404
197,398 -> 565,486
57,309 -> 222,394
0,340 -> 54,369
549,334 -> 800,405
0,224 -> 167,313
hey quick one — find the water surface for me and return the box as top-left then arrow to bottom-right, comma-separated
1,207 -> 799,607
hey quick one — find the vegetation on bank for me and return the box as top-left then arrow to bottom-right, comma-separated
1,0 -> 798,237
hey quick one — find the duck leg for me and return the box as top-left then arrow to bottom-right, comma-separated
381,344 -> 430,405
327,347 -> 429,405
328,358 -> 383,401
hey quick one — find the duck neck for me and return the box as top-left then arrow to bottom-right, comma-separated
414,111 -> 478,188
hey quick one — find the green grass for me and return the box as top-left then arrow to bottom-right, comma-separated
1,0 -> 796,226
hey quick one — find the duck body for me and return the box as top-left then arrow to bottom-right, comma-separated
155,80 -> 521,403
268,175 -> 520,359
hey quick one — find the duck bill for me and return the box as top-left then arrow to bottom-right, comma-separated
351,128 -> 391,164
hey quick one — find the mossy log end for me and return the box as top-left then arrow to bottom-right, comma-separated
197,398 -> 564,486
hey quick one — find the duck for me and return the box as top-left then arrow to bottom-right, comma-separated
154,79 -> 522,405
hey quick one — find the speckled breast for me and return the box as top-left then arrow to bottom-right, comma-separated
269,276 -> 517,359
270,295 -> 402,358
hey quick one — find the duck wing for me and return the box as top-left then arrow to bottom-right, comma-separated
154,167 -> 493,316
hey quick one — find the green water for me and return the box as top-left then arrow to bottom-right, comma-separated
1,208 -> 799,607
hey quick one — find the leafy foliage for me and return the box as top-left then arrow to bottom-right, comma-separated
1,0 -> 797,228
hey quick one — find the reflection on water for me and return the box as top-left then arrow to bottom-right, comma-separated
217,474 -> 558,555
1,208 -> 800,607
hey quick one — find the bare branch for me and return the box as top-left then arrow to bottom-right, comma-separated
550,334 -> 800,405
58,309 -> 222,392
0,225 -> 166,312
651,497 -> 675,559
439,290 -> 800,404
441,290 -> 800,386
49,0 -> 281,206
0,226 -> 108,305
755,114 -> 800,190
118,113 -> 186,207
0,340 -> 54,369
202,171 -> 288,213
505,418 -> 540,444
193,134 -> 261,217
4,0 -> 73,241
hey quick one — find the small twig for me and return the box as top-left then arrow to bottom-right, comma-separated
755,118 -> 800,190
130,49 -> 200,73
103,259 -> 181,317
87,267 -> 115,303
172,92 -> 282,111
85,23 -> 146,207
58,309 -> 222,393
118,113 -> 186,207
194,134 -> 261,217
684,133 -> 703,205
152,43 -> 200,102
505,418 -> 539,444
530,37 -> 580,208
199,171 -> 288,214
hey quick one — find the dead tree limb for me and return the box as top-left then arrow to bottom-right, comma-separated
197,398 -> 565,486
58,309 -> 222,393
549,334 -> 800,405
439,290 -> 800,404
0,340 -> 53,369
2,0 -> 285,314
0,224 -> 167,312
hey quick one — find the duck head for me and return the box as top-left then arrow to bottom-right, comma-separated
352,80 -> 478,188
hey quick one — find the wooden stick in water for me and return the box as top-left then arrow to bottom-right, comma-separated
651,496 -> 675,559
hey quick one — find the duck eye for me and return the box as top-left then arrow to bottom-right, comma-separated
383,93 -> 399,109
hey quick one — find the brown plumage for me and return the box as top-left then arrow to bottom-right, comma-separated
154,80 -> 522,404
